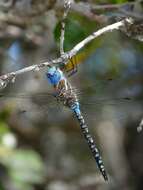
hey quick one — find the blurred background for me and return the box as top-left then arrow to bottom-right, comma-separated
0,0 -> 143,190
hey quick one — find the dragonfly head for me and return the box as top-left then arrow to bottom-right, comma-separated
46,66 -> 63,86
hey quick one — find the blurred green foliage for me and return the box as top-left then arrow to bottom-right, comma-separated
7,150 -> 45,190
110,0 -> 127,3
0,121 -> 45,190
54,13 -> 97,51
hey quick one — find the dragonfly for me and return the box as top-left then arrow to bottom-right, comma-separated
0,66 -> 142,181
0,65 -> 110,181
47,66 -> 108,180
1,65 -> 142,179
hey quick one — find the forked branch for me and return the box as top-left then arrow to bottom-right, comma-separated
0,18 -> 135,89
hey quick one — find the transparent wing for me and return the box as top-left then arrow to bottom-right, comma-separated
72,77 -> 143,123
0,91 -> 57,115
0,89 -> 138,115
0,76 -> 142,123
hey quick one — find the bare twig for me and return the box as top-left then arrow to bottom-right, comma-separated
56,1 -> 135,24
71,1 -> 134,14
0,0 -> 138,27
60,0 -> 71,55
69,19 -> 125,57
0,18 -> 132,89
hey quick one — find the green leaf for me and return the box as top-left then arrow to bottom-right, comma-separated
110,0 -> 127,3
13,181 -> 34,190
54,18 -> 87,51
6,150 -> 45,184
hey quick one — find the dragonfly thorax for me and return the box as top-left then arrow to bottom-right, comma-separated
46,66 -> 78,109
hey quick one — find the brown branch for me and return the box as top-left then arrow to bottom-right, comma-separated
0,19 -> 131,89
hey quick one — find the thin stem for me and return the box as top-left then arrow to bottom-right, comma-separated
0,18 -> 132,89
60,0 -> 71,55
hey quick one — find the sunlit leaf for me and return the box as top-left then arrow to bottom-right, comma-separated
54,18 -> 87,51
4,150 -> 45,184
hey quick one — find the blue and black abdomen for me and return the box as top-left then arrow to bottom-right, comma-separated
71,102 -> 108,181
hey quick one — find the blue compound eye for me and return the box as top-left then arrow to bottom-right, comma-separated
46,68 -> 62,85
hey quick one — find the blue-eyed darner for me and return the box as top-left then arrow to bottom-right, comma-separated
0,66 -> 143,181
0,66 -> 108,180
46,66 -> 108,180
